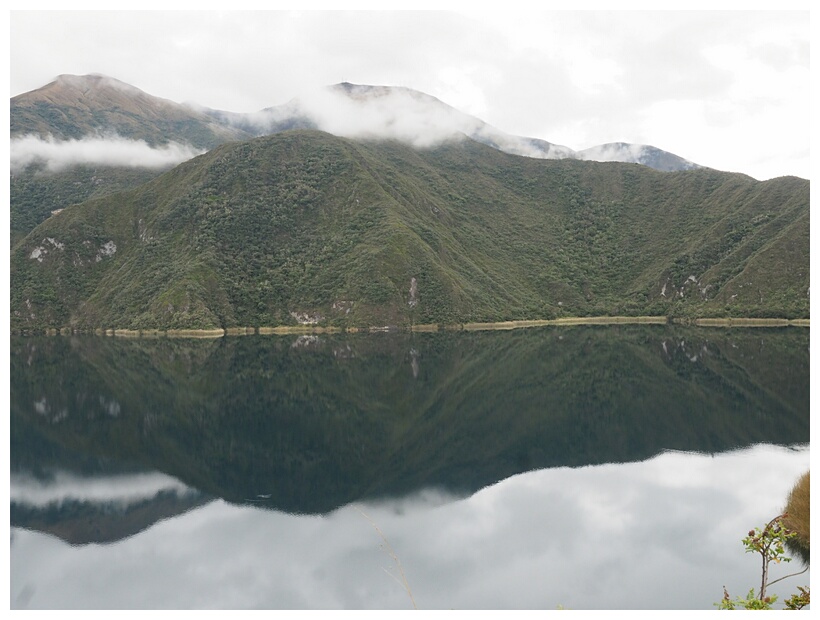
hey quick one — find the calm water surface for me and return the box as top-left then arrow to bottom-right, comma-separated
10,326 -> 810,609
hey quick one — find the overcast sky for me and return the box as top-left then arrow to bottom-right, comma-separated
8,8 -> 812,180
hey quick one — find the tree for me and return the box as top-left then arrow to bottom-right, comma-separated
717,514 -> 809,610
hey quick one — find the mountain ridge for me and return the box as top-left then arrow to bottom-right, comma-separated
10,130 -> 809,332
9,73 -> 707,247
12,73 -> 700,170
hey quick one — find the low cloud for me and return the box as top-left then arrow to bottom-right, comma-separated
300,85 -> 479,148
242,84 -> 574,159
233,84 -> 486,150
578,142 -> 648,164
10,134 -> 203,173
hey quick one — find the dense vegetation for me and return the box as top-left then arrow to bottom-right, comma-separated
9,75 -> 256,245
10,131 -> 809,331
10,164 -> 161,248
11,326 -> 810,516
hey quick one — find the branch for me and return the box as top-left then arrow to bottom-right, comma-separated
767,565 -> 809,589
356,507 -> 418,609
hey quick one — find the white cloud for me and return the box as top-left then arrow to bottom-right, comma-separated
10,134 -> 204,173
578,142 -> 647,163
295,85 -> 478,148
245,84 -> 574,159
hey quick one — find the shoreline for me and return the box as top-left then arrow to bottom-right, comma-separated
15,316 -> 809,338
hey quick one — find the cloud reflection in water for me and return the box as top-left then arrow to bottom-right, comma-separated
10,443 -> 809,610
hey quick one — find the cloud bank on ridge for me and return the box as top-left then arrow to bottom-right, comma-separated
10,134 -> 204,173
236,84 -> 574,160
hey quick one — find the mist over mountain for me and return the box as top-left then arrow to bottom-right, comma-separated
10,133 -> 203,174
200,82 -> 578,160
577,142 -> 700,172
10,73 -> 707,248
11,74 -> 699,174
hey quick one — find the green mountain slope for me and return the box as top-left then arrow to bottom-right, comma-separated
10,130 -> 809,331
10,75 -> 258,245
10,165 -> 161,249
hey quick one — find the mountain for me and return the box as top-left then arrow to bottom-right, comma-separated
10,74 -> 255,246
200,81 -> 579,160
11,480 -> 210,545
198,81 -> 697,168
10,130 -> 809,332
11,75 -> 694,167
10,75 -> 703,245
11,74 -> 252,148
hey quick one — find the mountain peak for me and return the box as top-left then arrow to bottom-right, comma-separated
54,72 -> 130,89
14,73 -> 173,115
329,82 -> 445,105
11,73 -> 248,149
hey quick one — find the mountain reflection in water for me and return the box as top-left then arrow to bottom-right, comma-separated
10,326 -> 809,608
12,326 -> 808,518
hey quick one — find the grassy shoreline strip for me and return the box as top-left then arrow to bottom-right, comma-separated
258,326 -> 344,335
690,318 -> 807,327
410,324 -> 439,332
224,327 -> 256,336
166,329 -> 225,339
15,316 -> 809,338
462,316 -> 670,331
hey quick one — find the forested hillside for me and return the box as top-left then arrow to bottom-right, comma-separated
11,131 -> 809,332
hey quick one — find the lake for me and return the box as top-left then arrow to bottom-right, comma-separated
10,325 -> 810,609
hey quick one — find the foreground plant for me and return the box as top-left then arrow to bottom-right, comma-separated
783,472 -> 810,565
717,514 -> 809,610
357,507 -> 418,609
